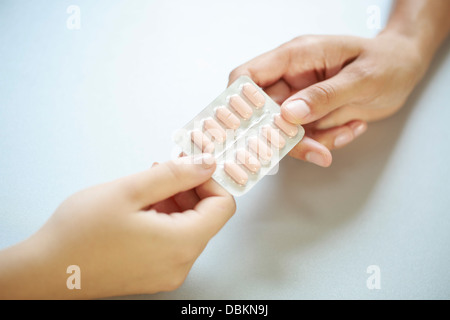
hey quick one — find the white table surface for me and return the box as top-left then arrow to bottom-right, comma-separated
1,0 -> 449,299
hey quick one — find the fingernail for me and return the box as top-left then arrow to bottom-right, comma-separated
305,151 -> 328,167
352,123 -> 367,138
282,100 -> 310,123
200,153 -> 216,169
334,132 -> 353,148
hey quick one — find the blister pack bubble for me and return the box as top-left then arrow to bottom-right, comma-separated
173,76 -> 305,196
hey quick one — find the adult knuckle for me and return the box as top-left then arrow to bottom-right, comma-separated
311,82 -> 337,106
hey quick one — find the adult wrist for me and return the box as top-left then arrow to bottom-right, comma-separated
376,28 -> 433,79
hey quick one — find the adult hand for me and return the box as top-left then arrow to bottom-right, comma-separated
229,32 -> 427,166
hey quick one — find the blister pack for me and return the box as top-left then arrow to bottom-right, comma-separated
173,76 -> 305,196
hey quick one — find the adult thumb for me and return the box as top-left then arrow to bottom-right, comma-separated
281,67 -> 363,125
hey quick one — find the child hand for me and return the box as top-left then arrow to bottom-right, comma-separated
0,154 -> 236,299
